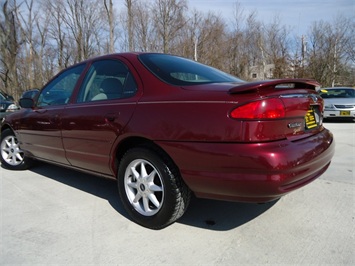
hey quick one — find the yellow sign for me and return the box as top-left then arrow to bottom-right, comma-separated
340,111 -> 350,116
305,109 -> 317,129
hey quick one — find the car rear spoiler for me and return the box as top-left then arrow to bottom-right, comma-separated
229,79 -> 321,94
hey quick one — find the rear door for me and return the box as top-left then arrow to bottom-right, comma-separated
61,58 -> 139,175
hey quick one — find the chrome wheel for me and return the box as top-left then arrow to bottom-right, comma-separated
1,134 -> 24,166
124,159 -> 164,216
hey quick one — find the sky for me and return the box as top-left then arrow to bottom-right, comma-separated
115,0 -> 354,36
187,0 -> 354,35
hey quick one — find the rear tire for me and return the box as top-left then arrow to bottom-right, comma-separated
0,129 -> 32,170
118,146 -> 191,229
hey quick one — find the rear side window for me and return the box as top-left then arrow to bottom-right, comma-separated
77,59 -> 137,102
139,53 -> 243,86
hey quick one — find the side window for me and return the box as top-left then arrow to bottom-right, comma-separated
37,64 -> 85,107
77,59 -> 137,103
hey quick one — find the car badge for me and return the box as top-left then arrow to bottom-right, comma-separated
288,122 -> 302,129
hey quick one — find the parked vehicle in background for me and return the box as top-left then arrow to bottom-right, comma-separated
0,90 -> 19,119
319,87 -> 355,121
0,53 -> 335,229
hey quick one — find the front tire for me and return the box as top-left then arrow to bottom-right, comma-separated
118,147 -> 191,229
0,129 -> 32,170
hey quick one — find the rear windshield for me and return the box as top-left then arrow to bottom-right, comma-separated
139,54 -> 243,86
320,88 -> 355,98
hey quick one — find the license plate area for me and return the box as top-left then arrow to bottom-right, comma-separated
340,111 -> 350,116
305,106 -> 321,130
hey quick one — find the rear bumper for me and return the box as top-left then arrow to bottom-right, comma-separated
158,128 -> 335,203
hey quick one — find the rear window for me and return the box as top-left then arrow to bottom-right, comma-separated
139,54 -> 243,86
320,88 -> 355,98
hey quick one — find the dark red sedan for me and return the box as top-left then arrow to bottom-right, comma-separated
0,53 -> 334,229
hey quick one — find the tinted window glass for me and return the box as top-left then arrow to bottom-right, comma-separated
77,59 -> 137,102
139,54 -> 244,86
37,64 -> 85,107
320,88 -> 355,98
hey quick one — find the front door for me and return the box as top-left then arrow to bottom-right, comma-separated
17,64 -> 86,164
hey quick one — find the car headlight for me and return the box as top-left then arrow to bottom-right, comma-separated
324,104 -> 333,109
6,103 -> 19,112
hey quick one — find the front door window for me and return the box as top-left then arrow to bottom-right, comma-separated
37,64 -> 85,107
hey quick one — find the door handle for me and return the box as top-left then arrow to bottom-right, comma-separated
105,113 -> 117,122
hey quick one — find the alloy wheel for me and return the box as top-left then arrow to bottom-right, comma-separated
124,159 -> 164,216
1,135 -> 24,166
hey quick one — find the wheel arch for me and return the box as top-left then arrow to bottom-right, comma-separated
1,123 -> 13,134
113,136 -> 179,179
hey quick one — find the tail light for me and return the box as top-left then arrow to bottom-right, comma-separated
230,98 -> 285,119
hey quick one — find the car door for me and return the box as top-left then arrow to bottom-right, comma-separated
17,64 -> 86,164
61,58 -> 139,175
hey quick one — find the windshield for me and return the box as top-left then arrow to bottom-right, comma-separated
320,88 -> 355,98
139,53 -> 244,86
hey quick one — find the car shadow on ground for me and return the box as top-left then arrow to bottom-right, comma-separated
179,197 -> 277,231
27,163 -> 277,231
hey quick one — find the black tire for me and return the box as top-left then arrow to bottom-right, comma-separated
118,146 -> 191,229
0,128 -> 32,170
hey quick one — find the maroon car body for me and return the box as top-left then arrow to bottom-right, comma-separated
0,53 -> 334,229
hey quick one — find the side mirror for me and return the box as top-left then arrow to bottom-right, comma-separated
19,98 -> 35,108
